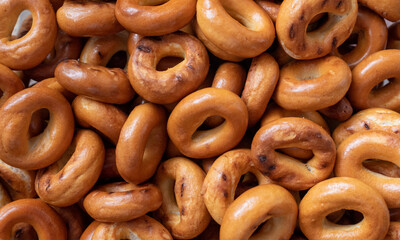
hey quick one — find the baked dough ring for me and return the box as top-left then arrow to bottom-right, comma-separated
0,0 -> 57,70
348,49 -> 400,110
220,184 -> 298,240
276,0 -> 358,59
335,130 -> 400,208
251,117 -> 336,190
0,87 -> 74,170
299,177 -> 390,240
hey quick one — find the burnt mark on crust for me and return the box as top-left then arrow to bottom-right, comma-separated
97,51 -> 103,59
223,191 -> 228,198
222,173 -> 227,181
188,65 -> 194,70
258,155 -> 267,163
59,171 -> 64,180
317,47 -> 323,55
268,165 -> 276,171
301,42 -> 307,51
320,161 -> 328,169
45,179 -> 51,191
176,75 -> 183,82
364,123 -> 370,130
137,45 -> 151,53
332,37 -> 337,48
289,24 -> 295,39
321,0 -> 328,7
181,206 -> 185,215
305,164 -> 312,172
336,0 -> 342,8
180,183 -> 185,197
108,191 -> 114,194
299,11 -> 305,21
315,132 -> 322,139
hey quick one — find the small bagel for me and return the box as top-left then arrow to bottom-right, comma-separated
0,199 -> 67,240
335,130 -> 400,208
56,0 -> 124,37
0,87 -> 74,170
318,97 -> 353,121
115,0 -> 196,36
196,0 -> 275,59
358,0 -> 400,22
0,0 -> 57,70
299,177 -> 390,240
333,108 -> 400,146
167,88 -> 248,159
241,53 -> 279,127
202,149 -> 272,224
220,184 -> 298,240
0,63 -> 24,107
387,22 -> 400,49
55,59 -> 135,104
72,96 -> 128,145
349,49 -> 400,110
128,32 -> 209,104
332,6 -> 388,68
83,182 -> 162,222
273,56 -> 352,111
155,157 -> 210,239
251,117 -> 336,190
276,0 -> 358,59
35,129 -> 105,207
116,103 -> 167,184
0,160 -> 36,200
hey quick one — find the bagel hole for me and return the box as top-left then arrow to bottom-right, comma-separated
136,0 -> 168,6
306,13 -> 329,33
337,33 -> 359,55
29,109 -> 50,138
106,51 -> 128,69
235,172 -> 259,198
276,148 -> 314,162
12,223 -> 38,240
156,56 -> 184,71
372,78 -> 395,91
203,115 -> 225,129
11,10 -> 32,40
363,159 -> 400,178
326,210 -> 364,225
251,216 -> 275,238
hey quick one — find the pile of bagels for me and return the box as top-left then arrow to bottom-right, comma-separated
0,0 -> 400,239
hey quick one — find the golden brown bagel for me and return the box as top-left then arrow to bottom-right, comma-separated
299,177 -> 390,240
167,88 -> 248,159
155,157 -> 210,239
273,56 -> 352,111
0,199 -> 67,240
0,160 -> 36,200
220,184 -> 298,240
348,49 -> 400,110
56,0 -> 124,37
0,0 -> 57,70
251,117 -> 336,190
55,59 -> 135,104
72,96 -> 128,145
115,0 -> 196,36
0,64 -> 24,107
35,130 -> 105,207
276,0 -> 358,59
0,87 -> 74,170
83,182 -> 162,222
335,130 -> 400,208
116,103 -> 167,184
128,33 -> 209,104
202,149 -> 272,224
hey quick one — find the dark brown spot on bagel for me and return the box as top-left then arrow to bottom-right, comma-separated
258,155 -> 267,163
300,11 -> 305,21
97,51 -> 103,58
320,162 -> 328,169
305,164 -> 312,172
364,123 -> 370,130
332,37 -> 337,48
59,171 -> 64,180
301,43 -> 307,51
317,47 -> 323,55
315,132 -> 322,139
336,0 -> 342,8
180,183 -> 185,197
176,75 -> 183,82
268,165 -> 276,171
222,173 -> 227,181
223,191 -> 228,198
188,65 -> 194,70
45,179 -> 51,191
108,191 -> 114,194
321,0 -> 328,7
289,24 -> 295,39
137,45 -> 151,53
181,207 -> 185,215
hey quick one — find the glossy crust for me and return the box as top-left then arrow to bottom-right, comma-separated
348,49 -> 400,110
56,0 -> 124,37
358,0 -> 400,21
0,160 -> 36,200
0,0 -> 57,70
335,130 -> 400,208
0,64 -> 24,107
128,33 -> 209,104
23,30 -> 82,81
155,157 -> 210,239
0,88 -> 74,170
72,96 -> 128,145
33,77 -> 75,101
273,56 -> 352,111
83,182 -> 162,222
251,117 -> 336,190
276,0 -> 357,59
299,177 -> 390,240
35,130 -> 105,207
167,88 -> 248,159
0,199 -> 67,240
202,149 -> 272,224
196,0 -> 275,59
220,184 -> 298,240
332,108 -> 400,146
55,60 -> 135,104
51,205 -> 85,240
116,103 -> 167,184
332,7 -> 388,68
318,97 -> 353,121
241,53 -> 279,127
115,0 -> 196,36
